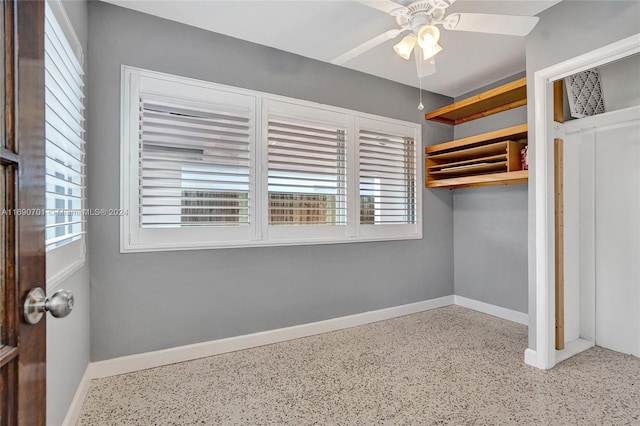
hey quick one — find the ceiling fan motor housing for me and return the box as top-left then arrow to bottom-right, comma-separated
395,1 -> 446,32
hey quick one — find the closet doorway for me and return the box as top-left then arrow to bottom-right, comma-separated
530,34 -> 640,370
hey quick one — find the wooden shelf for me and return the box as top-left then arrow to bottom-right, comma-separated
426,170 -> 528,189
425,77 -> 527,125
425,124 -> 528,155
425,124 -> 528,189
424,77 -> 530,189
427,154 -> 506,171
430,161 -> 508,177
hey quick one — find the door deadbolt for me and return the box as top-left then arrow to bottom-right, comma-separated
23,288 -> 74,324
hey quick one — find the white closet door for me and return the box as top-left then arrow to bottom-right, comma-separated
595,120 -> 640,357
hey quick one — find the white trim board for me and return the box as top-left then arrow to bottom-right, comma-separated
524,348 -> 537,368
61,365 -> 92,426
90,296 -> 454,379
555,338 -> 595,364
62,295 -> 529,424
454,296 -> 528,325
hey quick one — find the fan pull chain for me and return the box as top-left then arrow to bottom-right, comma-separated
418,55 -> 424,111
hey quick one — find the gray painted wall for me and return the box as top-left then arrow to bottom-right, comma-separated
451,74 -> 529,313
87,2 -> 454,361
46,1 -> 90,425
526,0 -> 640,350
47,267 -> 90,426
596,53 -> 640,112
453,185 -> 528,312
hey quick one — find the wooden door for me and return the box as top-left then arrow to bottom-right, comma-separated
1,0 -> 47,424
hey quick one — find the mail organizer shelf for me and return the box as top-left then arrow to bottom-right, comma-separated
425,124 -> 528,189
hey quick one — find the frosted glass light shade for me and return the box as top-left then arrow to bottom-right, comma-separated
417,25 -> 440,49
422,43 -> 443,60
393,34 -> 417,60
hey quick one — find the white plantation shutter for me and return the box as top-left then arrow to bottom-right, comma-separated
267,117 -> 347,226
358,123 -> 417,226
138,95 -> 252,228
123,72 -> 257,251
121,68 -> 421,251
44,2 -> 86,251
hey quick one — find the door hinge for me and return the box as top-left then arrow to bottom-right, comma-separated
552,122 -> 566,140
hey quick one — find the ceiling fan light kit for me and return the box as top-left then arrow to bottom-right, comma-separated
337,0 -> 540,78
393,23 -> 442,62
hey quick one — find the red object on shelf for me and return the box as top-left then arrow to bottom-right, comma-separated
521,146 -> 529,170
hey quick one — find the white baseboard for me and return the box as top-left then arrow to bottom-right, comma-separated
524,348 -> 538,367
454,296 -> 528,325
89,295 -> 454,379
61,364 -> 93,426
525,338 -> 595,371
555,338 -> 595,364
64,294 -> 535,424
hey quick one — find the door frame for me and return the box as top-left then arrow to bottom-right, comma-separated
527,33 -> 640,370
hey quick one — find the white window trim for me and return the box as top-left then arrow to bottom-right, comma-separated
45,0 -> 86,290
121,66 -> 422,252
46,239 -> 85,290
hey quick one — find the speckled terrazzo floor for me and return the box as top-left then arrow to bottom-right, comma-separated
78,306 -> 640,425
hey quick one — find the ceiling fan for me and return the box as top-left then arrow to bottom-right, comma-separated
332,0 -> 540,78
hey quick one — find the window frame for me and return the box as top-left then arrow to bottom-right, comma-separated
45,0 -> 86,290
121,66 -> 422,252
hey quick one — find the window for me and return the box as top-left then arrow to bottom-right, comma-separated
123,72 -> 256,250
267,118 -> 346,226
357,118 -> 418,239
122,68 -> 421,252
263,100 -> 352,242
137,94 -> 252,229
44,1 -> 86,287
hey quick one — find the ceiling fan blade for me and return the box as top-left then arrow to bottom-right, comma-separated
414,46 -> 437,78
443,13 -> 540,36
331,29 -> 406,65
354,0 -> 408,16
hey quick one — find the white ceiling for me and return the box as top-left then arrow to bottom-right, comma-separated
101,0 -> 560,97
